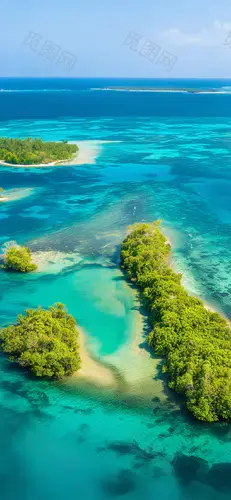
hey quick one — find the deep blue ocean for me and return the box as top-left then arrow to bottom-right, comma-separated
0,78 -> 231,500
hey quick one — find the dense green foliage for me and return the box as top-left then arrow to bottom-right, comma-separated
0,137 -> 78,165
3,245 -> 37,272
0,303 -> 81,378
121,222 -> 231,422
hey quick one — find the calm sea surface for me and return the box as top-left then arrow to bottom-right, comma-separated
0,78 -> 231,500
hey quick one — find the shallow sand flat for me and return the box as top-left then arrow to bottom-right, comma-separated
32,250 -> 83,274
67,140 -> 121,165
69,328 -> 117,389
65,140 -> 103,165
0,188 -> 35,202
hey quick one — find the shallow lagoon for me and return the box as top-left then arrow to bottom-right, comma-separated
0,114 -> 231,499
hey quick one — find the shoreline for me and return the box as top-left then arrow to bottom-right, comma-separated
120,222 -> 231,422
162,224 -> 230,322
0,157 -> 75,168
0,140 -> 103,168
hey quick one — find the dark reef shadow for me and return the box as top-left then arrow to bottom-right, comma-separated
100,468 -> 137,497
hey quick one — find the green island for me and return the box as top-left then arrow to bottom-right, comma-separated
2,243 -> 37,272
0,137 -> 78,165
121,221 -> 231,422
0,303 -> 81,378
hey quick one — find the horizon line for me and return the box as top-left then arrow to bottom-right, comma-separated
1,76 -> 231,80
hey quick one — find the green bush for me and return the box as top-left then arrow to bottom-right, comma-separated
121,221 -> 231,422
0,303 -> 81,378
3,245 -> 37,273
0,137 -> 78,165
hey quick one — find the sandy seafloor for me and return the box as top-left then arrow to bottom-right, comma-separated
0,107 -> 231,499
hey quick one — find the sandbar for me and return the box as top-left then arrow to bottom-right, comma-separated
0,188 -> 34,203
69,328 -> 117,389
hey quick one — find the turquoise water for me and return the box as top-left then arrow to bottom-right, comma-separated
0,79 -> 231,499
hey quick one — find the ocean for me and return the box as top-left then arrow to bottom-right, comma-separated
0,78 -> 231,500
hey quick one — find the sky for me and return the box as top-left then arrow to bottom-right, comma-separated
1,0 -> 231,78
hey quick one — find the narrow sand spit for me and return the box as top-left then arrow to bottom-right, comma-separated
103,285 -> 167,401
65,140 -> 103,165
68,140 -> 121,165
70,328 -> 117,389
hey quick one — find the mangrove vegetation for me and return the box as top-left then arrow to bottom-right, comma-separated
0,303 -> 81,378
2,243 -> 38,273
120,221 -> 231,422
0,137 -> 78,165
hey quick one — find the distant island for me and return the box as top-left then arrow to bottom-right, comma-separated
0,137 -> 78,166
98,86 -> 226,94
121,221 -> 231,423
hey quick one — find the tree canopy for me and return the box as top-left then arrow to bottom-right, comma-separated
0,137 -> 78,165
121,221 -> 231,422
0,303 -> 81,378
2,244 -> 37,272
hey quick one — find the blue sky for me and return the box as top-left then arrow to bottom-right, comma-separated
1,0 -> 231,77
